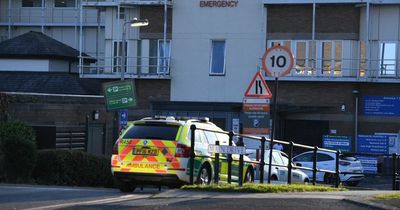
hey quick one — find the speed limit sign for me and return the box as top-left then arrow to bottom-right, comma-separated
261,45 -> 294,77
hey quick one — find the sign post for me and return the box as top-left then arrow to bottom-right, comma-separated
261,45 -> 294,184
242,71 -> 272,136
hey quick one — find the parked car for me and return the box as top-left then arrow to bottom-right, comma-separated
247,149 -> 310,184
292,151 -> 364,186
111,116 -> 255,192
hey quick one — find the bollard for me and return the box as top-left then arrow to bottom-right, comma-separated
287,141 -> 294,184
312,146 -> 318,186
335,151 -> 340,188
227,131 -> 233,184
260,137 -> 266,184
189,124 -> 196,185
214,140 -> 220,184
267,138 -> 274,184
393,153 -> 398,190
237,136 -> 244,187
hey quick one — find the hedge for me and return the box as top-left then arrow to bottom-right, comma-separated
2,136 -> 37,183
33,150 -> 113,188
0,121 -> 36,182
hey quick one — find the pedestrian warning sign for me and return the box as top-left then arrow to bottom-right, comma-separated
244,71 -> 272,98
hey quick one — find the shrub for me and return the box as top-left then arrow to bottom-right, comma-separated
33,150 -> 113,188
2,135 -> 37,183
0,121 -> 36,182
0,121 -> 36,143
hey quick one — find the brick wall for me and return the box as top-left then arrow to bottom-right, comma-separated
266,81 -> 400,139
140,6 -> 172,39
267,4 -> 360,40
2,79 -> 171,155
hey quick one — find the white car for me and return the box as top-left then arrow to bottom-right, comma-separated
293,151 -> 364,186
247,149 -> 310,184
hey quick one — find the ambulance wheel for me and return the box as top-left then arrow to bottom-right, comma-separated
119,182 -> 136,192
196,164 -> 211,185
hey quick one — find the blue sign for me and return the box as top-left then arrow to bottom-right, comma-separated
363,96 -> 400,116
356,156 -> 377,174
357,134 -> 388,154
322,135 -> 351,152
119,109 -> 128,127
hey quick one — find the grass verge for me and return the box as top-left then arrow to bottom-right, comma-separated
374,193 -> 400,200
181,183 -> 346,193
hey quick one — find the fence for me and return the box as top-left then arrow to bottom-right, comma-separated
188,125 -> 400,190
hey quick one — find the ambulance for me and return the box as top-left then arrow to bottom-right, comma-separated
111,116 -> 255,192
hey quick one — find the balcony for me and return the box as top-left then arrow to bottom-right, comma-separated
82,0 -> 173,7
262,58 -> 400,83
79,55 -> 171,79
0,8 -> 104,27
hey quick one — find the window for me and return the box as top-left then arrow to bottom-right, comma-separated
210,40 -> 226,75
319,41 -> 342,76
22,0 -> 42,7
272,152 -> 284,165
117,8 -> 125,20
317,153 -> 334,162
157,40 -> 171,74
322,41 -> 332,75
123,124 -> 180,140
55,0 -> 76,7
359,41 -> 366,77
204,131 -> 217,145
379,42 -> 396,76
113,41 -> 127,73
293,153 -> 313,162
334,41 -> 342,75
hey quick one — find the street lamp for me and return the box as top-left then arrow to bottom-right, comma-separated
121,18 -> 149,80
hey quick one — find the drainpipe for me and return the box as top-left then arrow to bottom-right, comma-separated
366,1 -> 370,78
41,0 -> 45,33
353,90 -> 359,152
79,0 -> 83,76
163,0 -> 167,76
8,0 -> 11,39
312,2 -> 316,75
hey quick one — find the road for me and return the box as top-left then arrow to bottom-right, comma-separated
0,184 -> 398,210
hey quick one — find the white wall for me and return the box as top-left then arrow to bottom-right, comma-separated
0,59 -> 49,71
171,0 -> 265,102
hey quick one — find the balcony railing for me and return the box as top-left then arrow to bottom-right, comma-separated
82,0 -> 173,6
262,57 -> 400,82
79,55 -> 171,79
0,8 -> 103,26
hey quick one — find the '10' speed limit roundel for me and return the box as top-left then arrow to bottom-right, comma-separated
261,45 -> 294,77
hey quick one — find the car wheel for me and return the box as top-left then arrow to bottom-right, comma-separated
304,178 -> 310,184
196,164 -> 211,185
346,181 -> 359,187
244,167 -> 254,183
270,174 -> 278,181
118,182 -> 136,193
323,173 -> 335,184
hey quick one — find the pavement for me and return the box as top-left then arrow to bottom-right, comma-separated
154,189 -> 400,210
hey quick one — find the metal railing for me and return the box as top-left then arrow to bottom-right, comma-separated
0,8 -> 101,25
188,125 -> 400,190
79,55 -> 171,78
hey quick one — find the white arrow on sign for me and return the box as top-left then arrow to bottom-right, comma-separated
262,45 -> 294,77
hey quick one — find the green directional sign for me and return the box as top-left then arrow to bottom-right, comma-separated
103,80 -> 137,110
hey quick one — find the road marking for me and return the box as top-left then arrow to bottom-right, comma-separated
24,194 -> 151,210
